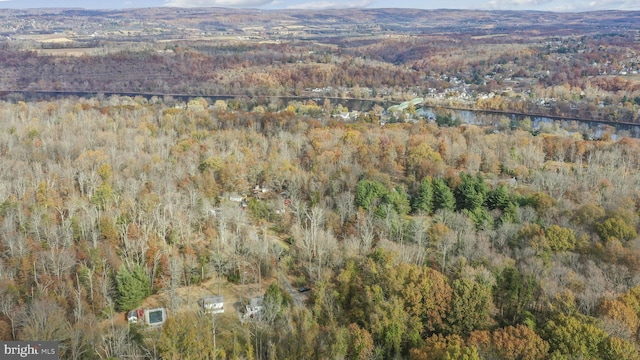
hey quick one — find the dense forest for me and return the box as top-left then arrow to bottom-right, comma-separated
1,94 -> 640,359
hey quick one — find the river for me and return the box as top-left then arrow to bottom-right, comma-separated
2,90 -> 639,139
416,107 -> 640,140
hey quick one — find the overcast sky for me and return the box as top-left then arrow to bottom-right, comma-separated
1,0 -> 639,12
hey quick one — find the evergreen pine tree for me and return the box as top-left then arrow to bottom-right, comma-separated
412,178 -> 434,214
433,178 -> 455,211
116,264 -> 151,311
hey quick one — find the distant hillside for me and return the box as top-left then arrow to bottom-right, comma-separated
1,7 -> 640,37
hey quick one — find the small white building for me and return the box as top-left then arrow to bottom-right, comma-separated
243,297 -> 263,320
200,296 -> 224,314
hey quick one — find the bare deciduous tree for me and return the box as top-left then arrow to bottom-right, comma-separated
18,298 -> 70,342
0,288 -> 21,340
335,191 -> 355,228
356,210 -> 376,254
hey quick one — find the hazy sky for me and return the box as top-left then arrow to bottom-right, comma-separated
1,0 -> 639,12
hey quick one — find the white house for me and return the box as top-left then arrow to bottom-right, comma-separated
243,297 -> 263,320
200,296 -> 224,314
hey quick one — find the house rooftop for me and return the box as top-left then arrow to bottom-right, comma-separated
249,297 -> 263,307
200,295 -> 224,304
